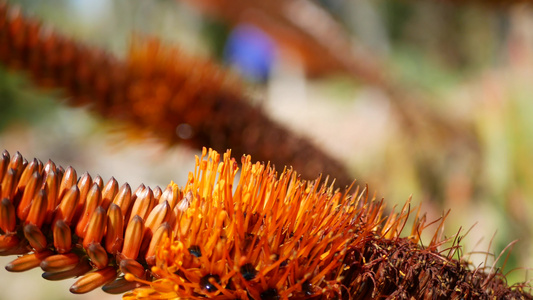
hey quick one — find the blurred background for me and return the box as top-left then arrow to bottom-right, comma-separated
2,0 -> 533,299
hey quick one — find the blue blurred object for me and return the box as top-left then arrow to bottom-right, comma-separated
224,23 -> 276,83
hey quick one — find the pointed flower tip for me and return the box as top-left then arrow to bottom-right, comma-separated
5,250 -> 53,272
40,253 -> 80,273
70,266 -> 117,294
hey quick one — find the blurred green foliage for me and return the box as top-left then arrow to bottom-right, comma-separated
0,67 -> 58,131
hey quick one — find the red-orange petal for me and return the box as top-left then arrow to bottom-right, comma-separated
75,183 -> 102,238
54,185 -> 79,225
101,177 -> 118,210
105,203 -> 124,254
53,219 -> 72,253
23,224 -> 48,252
5,249 -> 53,272
25,190 -> 47,227
119,258 -> 146,279
122,215 -> 144,260
40,253 -> 80,273
83,206 -> 106,248
0,198 -> 16,233
42,257 -> 93,281
87,242 -> 109,270
17,171 -> 42,221
70,266 -> 117,294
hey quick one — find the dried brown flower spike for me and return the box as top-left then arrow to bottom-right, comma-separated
0,1 -> 353,187
0,148 -> 531,299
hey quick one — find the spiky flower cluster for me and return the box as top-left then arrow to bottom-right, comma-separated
125,149 -> 359,299
0,1 -> 352,187
123,149 -> 533,300
0,148 -> 531,299
0,149 -> 184,294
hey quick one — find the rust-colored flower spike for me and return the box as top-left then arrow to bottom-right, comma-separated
0,1 -> 353,188
0,148 -> 531,299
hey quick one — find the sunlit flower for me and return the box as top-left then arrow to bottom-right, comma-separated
0,148 -> 531,299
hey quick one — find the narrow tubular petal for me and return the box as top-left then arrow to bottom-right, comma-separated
119,258 -> 146,279
145,223 -> 170,266
101,177 -> 118,210
128,187 -> 154,224
40,253 -> 80,273
25,189 -> 47,227
7,152 -> 24,177
16,158 -> 39,192
158,185 -> 174,206
113,183 -> 132,218
86,242 -> 109,269
122,215 -> 144,260
54,185 -> 80,225
17,171 -> 42,221
93,175 -> 104,190
58,166 -> 77,200
0,168 -> 17,200
43,170 -> 59,224
75,172 -> 93,221
132,184 -> 145,201
0,234 -> 20,253
0,198 -> 16,233
144,200 -> 170,235
70,266 -> 117,294
102,276 -> 142,294
42,159 -> 57,176
83,206 -> 107,248
5,250 -> 53,272
76,183 -> 102,238
105,203 -> 124,254
23,224 -> 48,252
53,219 -> 72,254
152,186 -> 162,201
42,257 -> 93,281
0,150 -> 9,183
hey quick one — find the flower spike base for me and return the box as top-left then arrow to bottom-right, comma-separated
0,148 -> 531,299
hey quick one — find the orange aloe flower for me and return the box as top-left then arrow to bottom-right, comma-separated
0,148 -> 531,299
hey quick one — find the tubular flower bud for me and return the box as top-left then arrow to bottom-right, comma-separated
70,266 -> 117,294
105,203 -> 124,254
53,219 -> 72,254
0,198 -> 16,233
40,253 -> 80,273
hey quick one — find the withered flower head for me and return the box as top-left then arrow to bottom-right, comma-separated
0,148 -> 531,299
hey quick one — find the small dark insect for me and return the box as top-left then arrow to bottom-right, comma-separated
188,245 -> 202,257
240,263 -> 257,281
200,274 -> 221,293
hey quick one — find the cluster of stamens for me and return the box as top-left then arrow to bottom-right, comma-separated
124,149 -> 365,299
